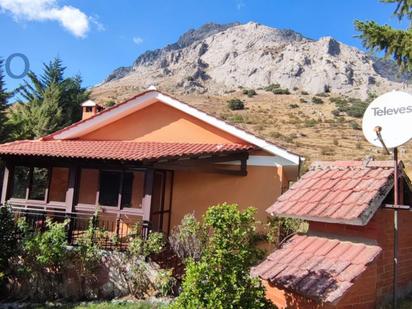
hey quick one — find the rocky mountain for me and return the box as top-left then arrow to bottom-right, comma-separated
95,22 -> 411,100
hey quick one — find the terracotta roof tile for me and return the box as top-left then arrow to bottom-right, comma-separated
0,140 -> 254,162
267,160 -> 397,225
252,235 -> 382,304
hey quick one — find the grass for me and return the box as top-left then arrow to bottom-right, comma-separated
34,301 -> 169,309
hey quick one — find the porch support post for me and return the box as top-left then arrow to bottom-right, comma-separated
65,166 -> 79,213
1,163 -> 12,206
142,169 -> 154,237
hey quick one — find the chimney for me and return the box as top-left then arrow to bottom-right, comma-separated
81,100 -> 104,120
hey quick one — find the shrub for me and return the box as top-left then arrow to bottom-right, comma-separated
288,104 -> 299,109
293,86 -> 299,91
299,98 -> 307,103
304,119 -> 318,127
128,232 -> 165,259
105,100 -> 116,107
23,218 -> 69,269
0,206 -> 19,283
154,268 -> 176,297
311,96 -> 323,104
74,214 -> 105,275
346,99 -> 368,118
264,83 -> 280,92
272,88 -> 290,95
227,99 -> 245,110
172,203 -> 273,309
301,91 -> 309,95
242,89 -> 257,97
126,232 -> 166,298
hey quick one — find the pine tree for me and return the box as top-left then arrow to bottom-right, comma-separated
355,0 -> 412,71
8,57 -> 89,140
0,59 -> 11,142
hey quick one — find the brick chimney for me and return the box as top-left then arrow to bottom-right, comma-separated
81,100 -> 104,120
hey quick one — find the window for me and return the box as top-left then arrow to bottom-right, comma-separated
12,166 -> 30,199
11,166 -> 49,200
85,106 -> 93,112
98,170 -> 134,207
99,171 -> 122,206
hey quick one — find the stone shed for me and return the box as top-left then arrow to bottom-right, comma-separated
252,160 -> 412,308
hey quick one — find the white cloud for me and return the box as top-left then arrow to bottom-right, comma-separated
0,0 -> 90,38
236,0 -> 245,10
90,15 -> 105,32
133,36 -> 144,45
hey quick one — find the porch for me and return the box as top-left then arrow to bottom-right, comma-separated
0,141 -> 251,247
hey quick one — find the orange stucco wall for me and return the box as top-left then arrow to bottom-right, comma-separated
80,101 -> 246,144
170,164 -> 283,228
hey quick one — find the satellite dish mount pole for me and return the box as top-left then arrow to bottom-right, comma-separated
375,126 -> 398,309
393,146 -> 399,309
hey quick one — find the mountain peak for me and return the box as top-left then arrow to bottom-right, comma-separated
101,21 -> 410,98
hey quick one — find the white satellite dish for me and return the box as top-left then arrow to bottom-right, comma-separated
362,91 -> 412,149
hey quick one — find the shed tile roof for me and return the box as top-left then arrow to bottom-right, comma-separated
251,234 -> 382,304
266,161 -> 398,226
0,140 -> 254,162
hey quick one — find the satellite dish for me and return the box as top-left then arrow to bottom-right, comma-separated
362,91 -> 412,149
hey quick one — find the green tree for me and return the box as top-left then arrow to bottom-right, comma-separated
0,59 -> 11,142
355,0 -> 412,70
172,203 -> 273,309
8,57 -> 89,140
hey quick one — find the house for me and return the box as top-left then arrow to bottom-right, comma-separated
0,89 -> 301,245
252,160 -> 412,308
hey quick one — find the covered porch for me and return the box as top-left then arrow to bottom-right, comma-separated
0,140 -> 252,248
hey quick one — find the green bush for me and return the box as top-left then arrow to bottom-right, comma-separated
301,91 -> 309,95
272,88 -> 290,95
311,96 -> 323,104
23,218 -> 69,269
172,203 -> 273,309
128,232 -> 165,259
242,89 -> 257,97
288,104 -> 299,109
346,99 -> 368,118
0,206 -> 19,283
227,99 -> 245,111
264,83 -> 280,92
169,213 -> 206,262
304,119 -> 318,127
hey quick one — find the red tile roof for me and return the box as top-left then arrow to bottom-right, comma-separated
251,234 -> 382,304
266,161 -> 399,226
0,140 -> 254,162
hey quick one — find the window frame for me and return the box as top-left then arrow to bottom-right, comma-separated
75,166 -> 148,215
10,165 -> 51,203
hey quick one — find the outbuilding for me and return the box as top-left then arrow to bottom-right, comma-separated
252,160 -> 412,308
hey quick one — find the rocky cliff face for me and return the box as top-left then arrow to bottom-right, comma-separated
97,22 -> 411,99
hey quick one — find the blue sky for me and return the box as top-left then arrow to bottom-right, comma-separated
0,0 -> 407,91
